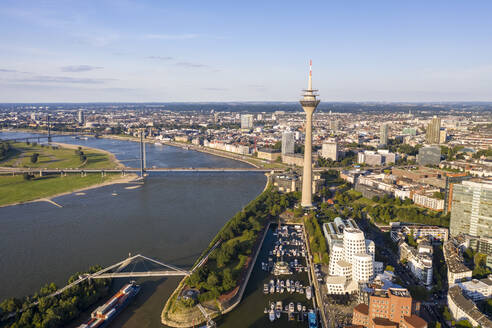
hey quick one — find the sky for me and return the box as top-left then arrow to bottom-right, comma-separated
0,0 -> 491,103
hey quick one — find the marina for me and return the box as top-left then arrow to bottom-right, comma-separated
218,223 -> 319,328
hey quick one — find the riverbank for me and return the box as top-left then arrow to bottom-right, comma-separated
1,128 -> 286,169
99,134 -> 263,169
0,173 -> 137,208
0,136 -> 133,207
0,140 -> 120,170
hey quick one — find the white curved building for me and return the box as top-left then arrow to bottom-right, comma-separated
353,253 -> 374,283
343,228 -> 367,264
326,227 -> 376,294
329,242 -> 345,275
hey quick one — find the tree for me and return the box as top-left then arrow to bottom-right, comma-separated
206,271 -> 219,288
30,153 -> 39,163
385,265 -> 394,272
442,306 -> 452,321
23,172 -> 34,181
455,319 -> 473,328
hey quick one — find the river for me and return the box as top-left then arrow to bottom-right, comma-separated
0,131 -> 266,328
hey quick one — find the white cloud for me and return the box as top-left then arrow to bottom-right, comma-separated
61,65 -> 103,72
144,33 -> 199,40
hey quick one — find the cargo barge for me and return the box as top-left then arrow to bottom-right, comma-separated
78,281 -> 140,328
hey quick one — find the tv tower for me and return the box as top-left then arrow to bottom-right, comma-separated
300,60 -> 320,208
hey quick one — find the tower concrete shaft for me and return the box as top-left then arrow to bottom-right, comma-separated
300,60 -> 320,208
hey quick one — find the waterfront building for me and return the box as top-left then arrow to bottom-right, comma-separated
299,60 -> 320,208
352,288 -> 427,328
380,123 -> 389,146
281,131 -> 295,155
240,114 -> 254,131
282,153 -> 304,166
416,146 -> 441,166
257,148 -> 281,161
326,227 -> 375,294
321,141 -> 339,161
426,116 -> 441,144
450,179 -> 492,238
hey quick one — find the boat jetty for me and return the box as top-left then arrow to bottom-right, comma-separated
259,224 -> 319,326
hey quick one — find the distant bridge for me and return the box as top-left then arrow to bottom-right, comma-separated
1,133 -> 95,143
0,167 -> 277,175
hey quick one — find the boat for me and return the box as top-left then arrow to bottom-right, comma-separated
77,281 -> 140,328
269,309 -> 275,322
306,286 -> 312,300
308,310 -> 318,328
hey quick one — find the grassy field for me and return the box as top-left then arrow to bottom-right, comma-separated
0,173 -> 121,206
0,142 -> 118,169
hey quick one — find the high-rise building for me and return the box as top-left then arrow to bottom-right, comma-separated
329,119 -> 339,132
416,146 -> 441,166
321,142 -> 338,161
240,114 -> 253,130
299,60 -> 320,208
77,109 -> 85,125
450,179 -> 492,237
352,288 -> 427,328
439,129 -> 447,144
426,116 -> 441,144
281,131 -> 295,155
380,123 -> 389,146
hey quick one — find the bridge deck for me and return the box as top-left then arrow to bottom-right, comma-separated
94,270 -> 189,278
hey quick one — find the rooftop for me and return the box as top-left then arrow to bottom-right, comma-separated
448,285 -> 492,327
404,315 -> 427,328
354,303 -> 369,316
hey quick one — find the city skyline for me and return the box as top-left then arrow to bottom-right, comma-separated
1,0 -> 492,102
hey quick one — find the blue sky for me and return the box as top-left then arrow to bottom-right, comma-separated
0,0 -> 491,102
